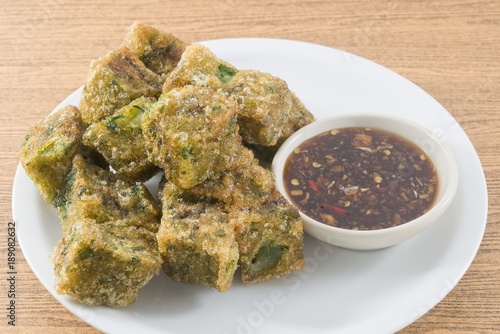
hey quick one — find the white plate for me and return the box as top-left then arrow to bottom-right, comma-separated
12,38 -> 487,334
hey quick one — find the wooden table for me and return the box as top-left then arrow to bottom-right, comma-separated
1,1 -> 498,333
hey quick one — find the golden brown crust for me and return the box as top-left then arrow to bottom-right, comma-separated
231,194 -> 305,284
53,219 -> 161,307
226,70 -> 293,146
142,85 -> 241,189
162,43 -> 237,92
83,96 -> 159,181
20,105 -> 87,204
156,180 -> 239,292
122,21 -> 187,77
56,155 -> 160,234
79,47 -> 163,124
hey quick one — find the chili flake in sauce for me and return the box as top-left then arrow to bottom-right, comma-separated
283,127 -> 438,230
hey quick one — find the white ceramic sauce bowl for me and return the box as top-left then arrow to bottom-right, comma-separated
272,113 -> 459,250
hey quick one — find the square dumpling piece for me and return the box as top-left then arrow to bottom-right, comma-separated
231,193 -> 305,284
53,219 -> 161,307
162,43 -> 238,92
157,181 -> 239,292
79,47 -> 163,124
56,154 -> 160,234
20,105 -> 87,204
122,21 -> 187,77
142,85 -> 241,189
226,70 -> 293,146
83,96 -> 159,181
244,91 -> 316,165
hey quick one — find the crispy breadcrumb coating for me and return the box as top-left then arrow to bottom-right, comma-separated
122,21 -> 187,78
142,85 -> 241,188
79,47 -> 163,124
83,96 -> 159,181
53,219 -> 161,307
20,105 -> 87,204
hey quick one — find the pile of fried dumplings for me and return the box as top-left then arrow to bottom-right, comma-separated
20,22 -> 315,308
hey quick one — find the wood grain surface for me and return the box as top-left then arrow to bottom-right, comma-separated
1,0 -> 499,333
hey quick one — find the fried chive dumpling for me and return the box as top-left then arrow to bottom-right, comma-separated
226,70 -> 293,146
245,92 -> 316,165
79,47 -> 163,124
56,155 -> 160,234
142,85 -> 241,189
162,43 -> 238,92
53,219 -> 162,307
232,193 -> 304,284
157,180 -> 239,292
189,163 -> 305,283
83,96 -> 159,181
20,105 -> 87,204
122,21 -> 187,78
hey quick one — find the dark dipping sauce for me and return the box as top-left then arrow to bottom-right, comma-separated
284,127 -> 439,230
